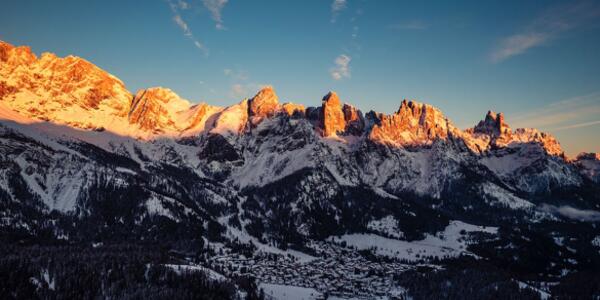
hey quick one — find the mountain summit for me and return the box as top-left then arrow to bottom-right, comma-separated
1,40 -> 600,299
0,40 -> 573,158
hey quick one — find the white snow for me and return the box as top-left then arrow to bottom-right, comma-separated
482,183 -> 534,209
372,187 -> 399,200
115,167 -> 137,175
42,269 -> 55,291
367,215 -> 404,239
227,227 -> 317,262
259,283 -> 322,300
163,264 -> 226,282
145,195 -> 176,220
517,281 -> 551,300
210,100 -> 247,139
330,221 -> 497,262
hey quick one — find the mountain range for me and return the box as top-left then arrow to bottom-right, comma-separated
1,40 -> 600,299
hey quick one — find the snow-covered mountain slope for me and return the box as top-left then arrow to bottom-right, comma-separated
1,39 -> 599,255
574,152 -> 600,183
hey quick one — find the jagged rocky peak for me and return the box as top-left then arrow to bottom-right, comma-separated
128,87 -> 192,132
574,152 -> 600,183
368,99 -> 454,146
0,40 -> 132,131
248,86 -> 279,125
576,152 -> 600,161
282,102 -> 305,117
210,98 -> 249,138
465,110 -> 565,156
342,103 -> 365,135
0,40 -> 36,66
474,110 -> 511,137
320,91 -> 347,136
512,128 -> 565,156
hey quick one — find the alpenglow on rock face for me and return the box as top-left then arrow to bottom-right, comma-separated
367,99 -> 457,146
0,39 -> 598,228
0,40 -> 574,159
248,86 -> 279,125
320,91 -> 347,136
2,40 -> 600,299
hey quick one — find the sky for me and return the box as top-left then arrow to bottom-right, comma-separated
1,0 -> 599,156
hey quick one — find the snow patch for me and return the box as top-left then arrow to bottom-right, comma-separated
259,283 -> 322,300
163,264 -> 226,282
331,221 -> 497,262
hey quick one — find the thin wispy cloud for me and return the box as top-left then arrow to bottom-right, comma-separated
177,0 -> 190,10
490,2 -> 600,63
330,54 -> 351,80
167,0 -> 209,56
388,20 -> 428,30
351,25 -> 359,39
223,68 -> 248,81
553,120 -> 600,131
331,0 -> 347,23
223,67 -> 261,99
173,15 -> 192,36
230,83 -> 247,98
509,92 -> 600,131
541,204 -> 600,222
229,83 -> 267,99
202,0 -> 228,30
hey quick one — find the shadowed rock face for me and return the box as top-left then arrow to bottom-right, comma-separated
342,104 -> 364,135
474,111 -> 511,137
282,102 -> 305,117
574,152 -> 600,183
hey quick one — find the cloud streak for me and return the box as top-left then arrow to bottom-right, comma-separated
509,92 -> 600,131
388,21 -> 428,30
330,54 -> 351,80
331,0 -> 347,23
173,14 -> 192,36
490,2 -> 600,63
553,120 -> 600,131
167,0 -> 209,56
176,0 -> 190,10
203,0 -> 228,30
540,204 -> 600,222
229,83 -> 267,99
223,68 -> 248,81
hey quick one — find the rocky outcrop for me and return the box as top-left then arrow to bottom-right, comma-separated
465,111 -> 564,156
128,88 -> 192,132
511,128 -> 564,156
0,41 -> 36,67
342,104 -> 364,135
0,40 -> 132,132
282,103 -> 305,117
0,40 -> 222,137
248,86 -> 279,125
573,153 -> 600,183
0,40 -> 582,163
474,111 -> 511,137
320,92 -> 346,136
368,100 -> 455,146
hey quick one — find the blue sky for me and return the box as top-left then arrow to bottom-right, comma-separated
1,0 -> 599,155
